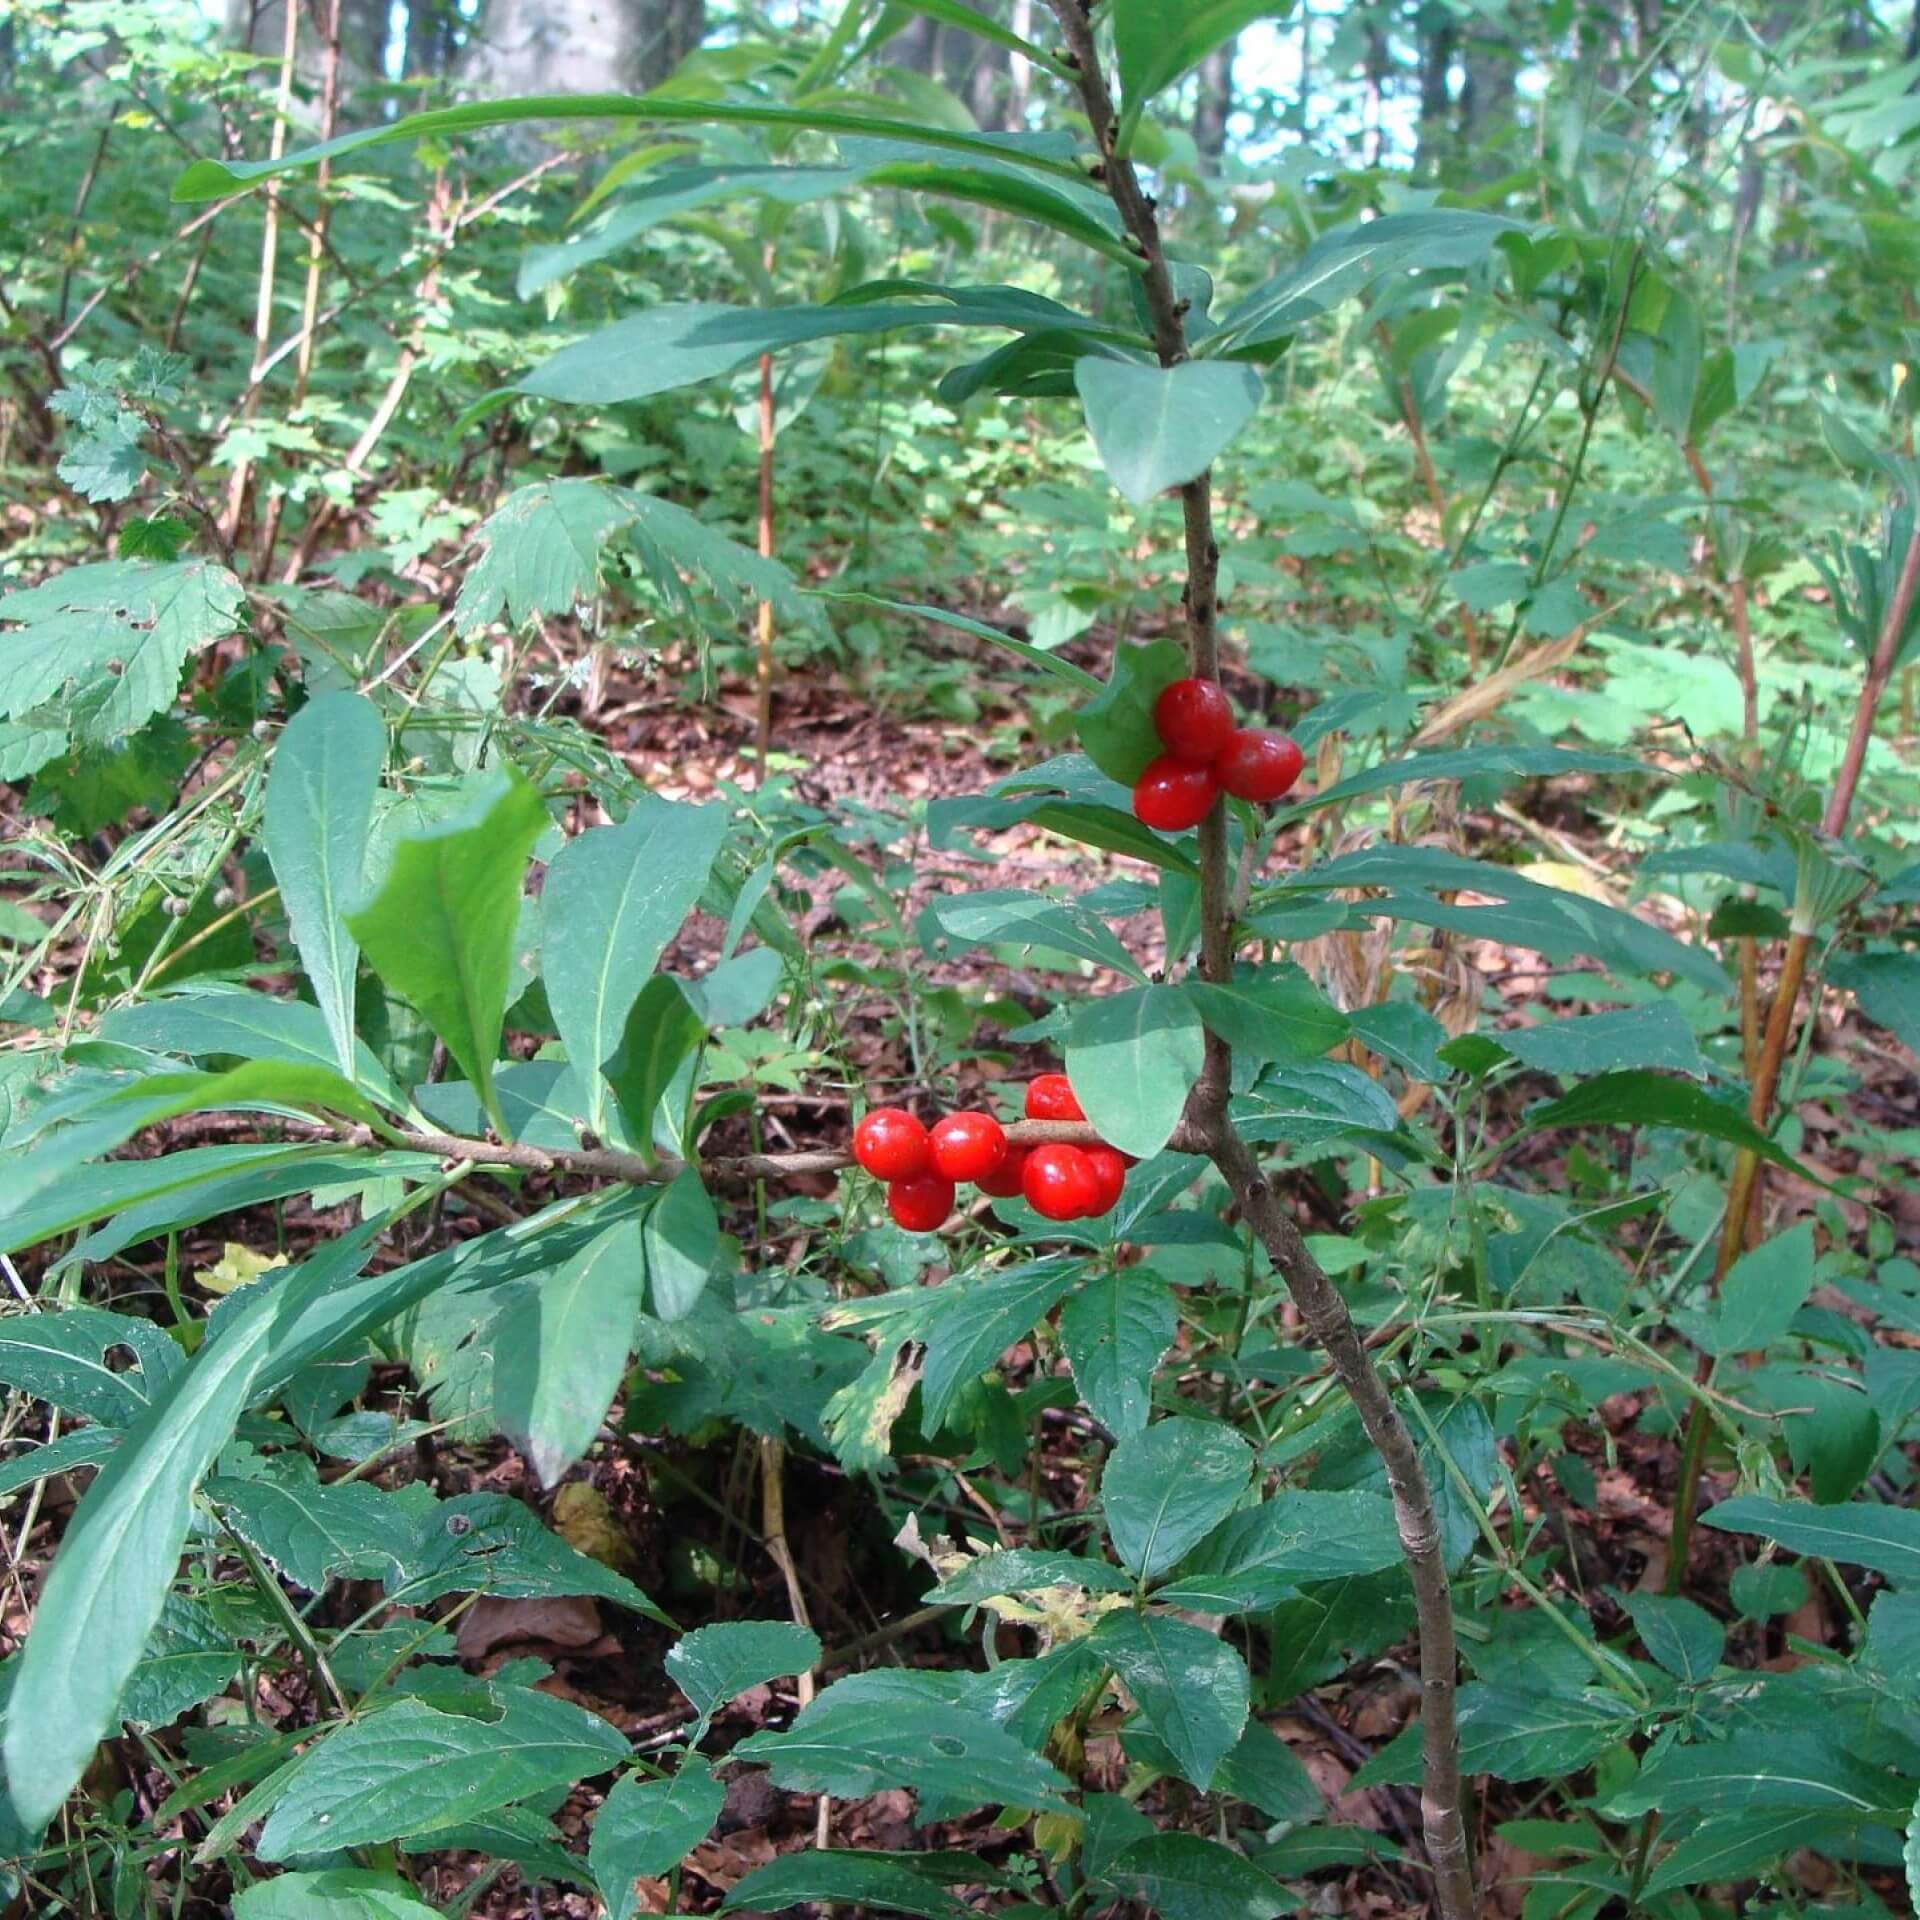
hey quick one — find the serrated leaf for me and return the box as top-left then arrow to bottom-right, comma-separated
346,767 -> 548,1138
1066,985 -> 1205,1160
920,1262 -> 1080,1434
541,796 -> 727,1139
0,1304 -> 183,1428
1104,1418 -> 1253,1579
592,1761 -> 725,1914
0,558 -> 244,749
720,1850 -> 970,1920
455,479 -> 638,632
1619,1591 -> 1723,1683
492,1218 -> 647,1488
667,1621 -> 821,1740
1099,1832 -> 1295,1920
234,1869 -> 444,1919
1701,1495 -> 1920,1584
1092,1610 -> 1249,1788
1059,1270 -> 1176,1437
1172,1489 -> 1403,1610
258,1686 -> 628,1857
733,1684 -> 1070,1811
924,1548 -> 1134,1605
206,1464 -> 402,1590
1076,357 -> 1263,505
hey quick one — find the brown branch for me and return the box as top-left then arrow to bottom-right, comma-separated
1043,10 -> 1473,1916
1668,511 -> 1920,1589
298,1116 -> 1186,1189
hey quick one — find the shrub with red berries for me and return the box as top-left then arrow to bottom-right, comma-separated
1131,676 -> 1303,830
849,1072 -> 1130,1232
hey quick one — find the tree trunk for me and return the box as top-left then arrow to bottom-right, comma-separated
1456,18 -> 1516,171
1414,3 -> 1456,180
1193,37 -> 1235,160
637,0 -> 705,89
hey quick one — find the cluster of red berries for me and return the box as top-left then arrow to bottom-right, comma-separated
1133,678 -> 1306,833
851,1073 -> 1130,1233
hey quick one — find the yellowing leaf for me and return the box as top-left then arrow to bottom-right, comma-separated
552,1481 -> 634,1571
193,1242 -> 289,1296
1517,860 -> 1617,906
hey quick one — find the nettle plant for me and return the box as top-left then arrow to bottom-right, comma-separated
6,7 -> 1920,1920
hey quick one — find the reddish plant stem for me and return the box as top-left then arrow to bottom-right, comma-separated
1044,9 -> 1473,1915
1669,514 -> 1920,1590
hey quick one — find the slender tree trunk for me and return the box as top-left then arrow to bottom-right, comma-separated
1415,4 -> 1457,180
1193,38 -> 1235,160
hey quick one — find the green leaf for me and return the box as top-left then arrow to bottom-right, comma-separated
346,766 -> 548,1138
924,1549 -> 1134,1605
234,1869 -> 444,1919
643,1168 -> 720,1323
860,160 -> 1134,265
1212,210 -> 1520,354
1092,1610 -> 1249,1788
518,166 -> 857,298
1646,1809 -> 1869,1899
264,691 -> 384,1079
823,594 -> 1103,694
1104,1417 -> 1254,1579
1076,358 -> 1264,505
1059,1270 -> 1176,1437
520,285 -> 1130,408
1112,1 -> 1296,148
494,1218 -> 648,1488
625,492 -> 822,634
206,1464 -> 401,1591
258,1686 -> 629,1857
667,1622 -> 823,1741
1077,639 -> 1187,786
117,1591 -> 243,1731
1066,985 -> 1205,1160
1603,1719 -> 1904,1820
454,479 -> 640,633
591,1761 -> 726,1915
1186,967 -> 1350,1064
720,1851 -> 969,1920
920,1262 -> 1081,1433
387,1489 -> 667,1619
1833,951 -> 1920,1054
733,1683 -> 1070,1812
0,558 -> 244,750
2,1225 -> 378,1835
605,975 -> 707,1150
173,96 -> 1089,205
541,796 -> 727,1138
1701,1495 -> 1920,1584
1099,1833 -> 1295,1920
1168,1490 -> 1403,1610
1619,1592 -> 1723,1684
1294,743 -> 1640,814
1689,1221 -> 1816,1358
1523,1071 -> 1799,1169
0,1305 -> 182,1428
99,989 -> 402,1109
920,888 -> 1149,983
1499,1004 -> 1707,1078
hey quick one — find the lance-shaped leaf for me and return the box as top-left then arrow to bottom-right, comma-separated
492,1218 -> 648,1489
346,767 -> 548,1138
263,691 -> 384,1078
540,797 -> 726,1139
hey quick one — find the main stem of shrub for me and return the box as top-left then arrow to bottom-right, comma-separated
1044,11 -> 1472,1915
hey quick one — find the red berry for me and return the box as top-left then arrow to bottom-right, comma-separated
929,1110 -> 1008,1184
1153,677 -> 1234,763
1216,728 -> 1305,804
1024,1073 -> 1084,1122
1133,754 -> 1218,833
1083,1145 -> 1128,1217
1022,1143 -> 1100,1220
888,1173 -> 956,1233
977,1145 -> 1029,1198
853,1107 -> 929,1182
